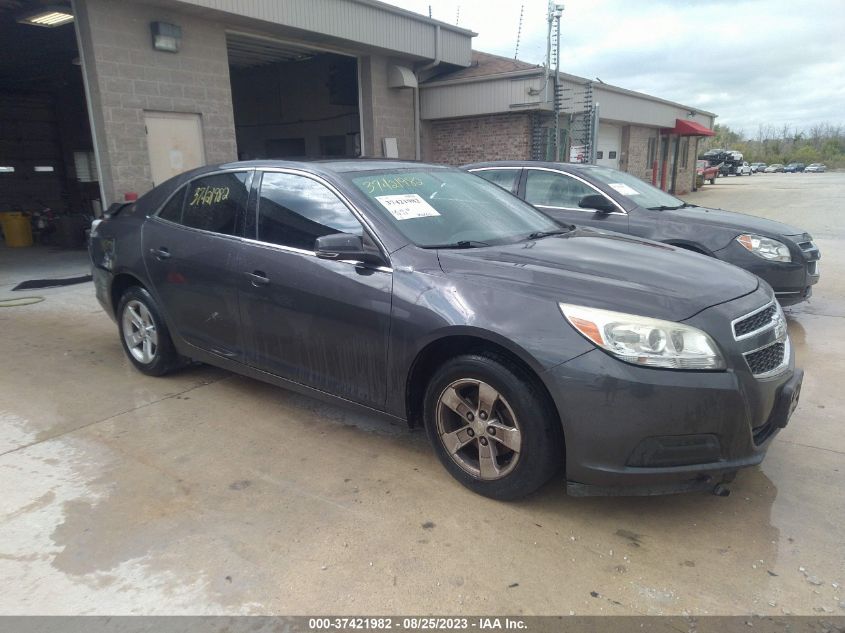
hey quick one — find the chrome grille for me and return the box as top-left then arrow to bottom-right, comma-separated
733,304 -> 777,338
745,342 -> 786,376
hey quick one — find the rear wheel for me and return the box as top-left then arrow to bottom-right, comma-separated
423,353 -> 563,500
117,286 -> 181,376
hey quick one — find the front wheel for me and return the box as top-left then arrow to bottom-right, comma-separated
709,177 -> 716,184
117,286 -> 182,376
423,353 -> 563,500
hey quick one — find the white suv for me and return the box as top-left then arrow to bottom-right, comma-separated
735,162 -> 753,176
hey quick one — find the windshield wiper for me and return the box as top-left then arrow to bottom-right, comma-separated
647,202 -> 697,210
526,228 -> 573,240
424,240 -> 490,249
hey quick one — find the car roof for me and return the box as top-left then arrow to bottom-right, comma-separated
462,160 -> 604,174
179,158 -> 451,180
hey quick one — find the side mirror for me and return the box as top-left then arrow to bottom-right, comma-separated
315,233 -> 384,265
578,193 -> 617,214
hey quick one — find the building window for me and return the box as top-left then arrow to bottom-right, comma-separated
680,138 -> 689,168
596,151 -> 604,159
608,151 -> 617,159
73,151 -> 98,182
647,137 -> 657,164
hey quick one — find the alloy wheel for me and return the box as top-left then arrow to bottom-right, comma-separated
435,379 -> 523,480
121,299 -> 158,364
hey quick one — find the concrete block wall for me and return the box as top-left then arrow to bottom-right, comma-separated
76,0 -> 237,203
425,113 -> 531,165
359,56 -> 415,159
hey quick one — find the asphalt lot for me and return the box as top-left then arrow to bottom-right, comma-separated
0,172 -> 843,616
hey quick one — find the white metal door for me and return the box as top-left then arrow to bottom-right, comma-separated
596,123 -> 622,169
144,112 -> 206,186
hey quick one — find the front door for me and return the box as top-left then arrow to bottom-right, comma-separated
237,170 -> 392,408
142,170 -> 252,359
520,168 -> 629,234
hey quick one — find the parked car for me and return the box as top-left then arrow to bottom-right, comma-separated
784,163 -> 805,173
750,162 -> 767,173
90,160 -> 803,500
735,161 -> 753,176
696,159 -> 719,186
764,164 -> 785,173
805,163 -> 827,173
465,161 -> 820,305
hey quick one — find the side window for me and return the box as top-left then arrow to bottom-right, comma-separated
182,171 -> 250,235
158,187 -> 185,223
256,172 -> 363,250
524,170 -> 598,208
473,169 -> 520,193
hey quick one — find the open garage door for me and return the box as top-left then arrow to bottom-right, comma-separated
0,2 -> 99,248
596,123 -> 622,170
227,33 -> 361,161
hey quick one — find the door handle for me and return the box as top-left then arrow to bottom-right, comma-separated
246,271 -> 270,286
149,247 -> 171,260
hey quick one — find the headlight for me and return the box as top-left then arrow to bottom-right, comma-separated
736,234 -> 791,262
559,303 -> 726,370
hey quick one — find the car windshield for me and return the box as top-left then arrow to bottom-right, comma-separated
577,165 -> 686,210
348,169 -> 561,248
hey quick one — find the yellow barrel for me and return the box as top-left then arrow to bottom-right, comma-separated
0,212 -> 33,247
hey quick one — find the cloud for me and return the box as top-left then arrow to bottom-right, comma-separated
391,0 -> 845,135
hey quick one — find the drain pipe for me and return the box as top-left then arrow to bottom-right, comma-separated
414,25 -> 442,160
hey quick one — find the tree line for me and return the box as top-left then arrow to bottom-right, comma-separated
700,123 -> 844,168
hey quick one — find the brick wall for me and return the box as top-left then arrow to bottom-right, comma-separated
425,113 -> 532,165
76,0 -> 237,203
359,55 -> 415,159
673,135 -> 699,195
623,125 -> 659,183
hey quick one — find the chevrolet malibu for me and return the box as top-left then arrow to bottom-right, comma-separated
90,160 -> 802,500
465,161 -> 820,305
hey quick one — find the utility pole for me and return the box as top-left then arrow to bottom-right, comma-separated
545,2 -> 564,160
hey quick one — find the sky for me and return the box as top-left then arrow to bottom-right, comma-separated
388,0 -> 845,138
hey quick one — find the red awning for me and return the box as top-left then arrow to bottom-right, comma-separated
662,118 -> 715,136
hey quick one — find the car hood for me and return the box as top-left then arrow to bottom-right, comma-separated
436,229 -> 759,322
662,206 -> 806,238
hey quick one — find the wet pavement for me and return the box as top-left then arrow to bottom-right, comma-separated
0,172 -> 843,615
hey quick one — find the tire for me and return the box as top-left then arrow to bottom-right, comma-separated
710,177 -> 716,185
117,286 -> 182,376
422,353 -> 563,500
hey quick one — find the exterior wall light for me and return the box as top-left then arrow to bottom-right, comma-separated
18,6 -> 74,27
151,22 -> 182,53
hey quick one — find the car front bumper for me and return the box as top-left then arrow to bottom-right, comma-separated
543,289 -> 801,495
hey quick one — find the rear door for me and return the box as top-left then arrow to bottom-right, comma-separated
236,169 -> 392,408
520,168 -> 629,233
142,170 -> 253,359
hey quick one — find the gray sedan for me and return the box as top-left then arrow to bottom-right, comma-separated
90,160 -> 802,500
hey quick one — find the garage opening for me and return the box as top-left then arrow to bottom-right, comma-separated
0,3 -> 99,249
227,33 -> 361,161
